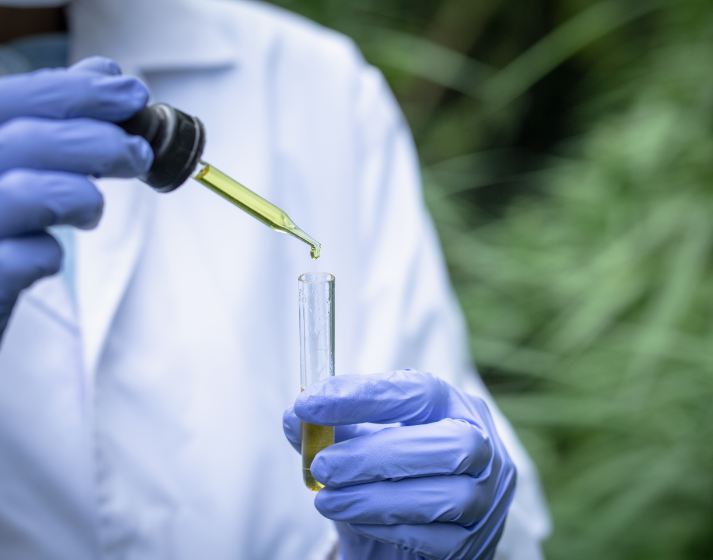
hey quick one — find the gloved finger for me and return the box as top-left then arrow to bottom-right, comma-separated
333,522 -> 418,560
283,405 -> 385,454
310,419 -> 493,488
348,521 -> 502,560
315,474 -> 494,525
69,56 -> 122,76
348,494 -> 512,560
283,406 -> 304,453
294,369 -> 457,426
0,169 -> 104,237
0,234 -> 61,326
0,64 -> 147,124
0,118 -> 153,178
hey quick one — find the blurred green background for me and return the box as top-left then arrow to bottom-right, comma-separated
266,1 -> 713,558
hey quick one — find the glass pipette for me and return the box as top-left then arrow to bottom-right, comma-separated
192,161 -> 321,259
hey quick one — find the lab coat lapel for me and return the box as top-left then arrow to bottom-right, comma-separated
67,0 -> 239,377
75,178 -> 155,377
67,0 -> 239,77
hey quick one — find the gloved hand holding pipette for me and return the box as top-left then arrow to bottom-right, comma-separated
283,369 -> 517,560
0,56 -> 152,339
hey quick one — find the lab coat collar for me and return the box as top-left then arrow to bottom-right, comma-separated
75,179 -> 155,376
65,0 -> 238,374
66,0 -> 239,77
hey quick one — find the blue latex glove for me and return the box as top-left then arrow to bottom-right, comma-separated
0,56 -> 153,338
283,369 -> 516,560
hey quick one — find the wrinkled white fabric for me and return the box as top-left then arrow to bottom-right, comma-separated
0,1 -> 550,559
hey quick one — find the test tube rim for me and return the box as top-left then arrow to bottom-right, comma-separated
298,272 -> 335,284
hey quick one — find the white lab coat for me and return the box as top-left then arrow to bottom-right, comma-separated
0,0 -> 550,558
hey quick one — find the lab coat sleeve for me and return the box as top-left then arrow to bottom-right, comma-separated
348,56 -> 552,559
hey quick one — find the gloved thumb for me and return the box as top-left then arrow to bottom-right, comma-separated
69,56 -> 122,76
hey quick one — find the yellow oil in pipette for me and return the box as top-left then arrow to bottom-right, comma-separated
193,160 -> 321,259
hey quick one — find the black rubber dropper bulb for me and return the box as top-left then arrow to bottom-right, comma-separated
117,103 -> 206,193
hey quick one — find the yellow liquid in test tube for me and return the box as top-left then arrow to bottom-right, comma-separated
193,161 -> 321,259
302,422 -> 334,492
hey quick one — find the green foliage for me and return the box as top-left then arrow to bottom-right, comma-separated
433,38 -> 713,559
264,0 -> 713,557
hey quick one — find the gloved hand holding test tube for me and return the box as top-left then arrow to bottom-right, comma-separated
284,273 -> 517,560
284,369 -> 517,560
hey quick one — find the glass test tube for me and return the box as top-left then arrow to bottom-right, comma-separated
299,272 -> 335,492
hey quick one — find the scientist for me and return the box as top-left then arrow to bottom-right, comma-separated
0,0 -> 550,559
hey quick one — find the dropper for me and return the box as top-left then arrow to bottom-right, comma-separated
117,103 -> 321,259
193,161 -> 321,258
